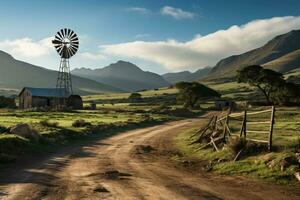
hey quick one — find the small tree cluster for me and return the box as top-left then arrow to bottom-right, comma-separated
237,65 -> 300,105
175,82 -> 220,108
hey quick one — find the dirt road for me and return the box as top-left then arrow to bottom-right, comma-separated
0,118 -> 299,200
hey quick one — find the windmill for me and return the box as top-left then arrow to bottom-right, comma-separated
52,28 -> 79,96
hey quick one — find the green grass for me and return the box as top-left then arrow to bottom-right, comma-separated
174,106 -> 300,184
83,87 -> 178,102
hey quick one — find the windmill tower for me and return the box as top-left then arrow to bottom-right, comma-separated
52,28 -> 79,96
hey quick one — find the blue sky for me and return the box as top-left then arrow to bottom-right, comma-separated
0,0 -> 300,74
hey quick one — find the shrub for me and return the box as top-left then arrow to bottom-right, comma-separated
72,119 -> 91,127
39,120 -> 59,127
228,137 -> 247,156
0,125 -> 9,133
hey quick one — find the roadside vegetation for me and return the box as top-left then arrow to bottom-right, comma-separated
173,65 -> 300,184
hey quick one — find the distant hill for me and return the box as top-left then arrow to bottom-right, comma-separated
162,67 -> 211,84
285,68 -> 300,84
205,30 -> 300,80
72,61 -> 170,91
263,49 -> 300,72
0,51 -> 121,96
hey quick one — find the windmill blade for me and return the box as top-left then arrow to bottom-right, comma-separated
70,44 -> 78,52
68,46 -> 76,55
57,46 -> 64,56
71,40 -> 79,45
57,31 -> 63,40
52,39 -> 62,45
64,28 -> 68,37
67,29 -> 71,38
60,29 -> 65,38
70,46 -> 77,55
69,30 -> 76,39
70,33 -> 78,41
55,35 -> 63,42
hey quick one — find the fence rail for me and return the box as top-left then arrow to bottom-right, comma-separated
218,106 -> 275,151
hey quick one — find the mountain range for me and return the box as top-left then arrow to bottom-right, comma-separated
0,29 -> 299,96
72,61 -> 170,91
0,51 -> 121,96
162,67 -> 211,84
205,30 -> 300,80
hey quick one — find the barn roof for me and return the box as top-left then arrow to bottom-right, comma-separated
19,87 -> 70,98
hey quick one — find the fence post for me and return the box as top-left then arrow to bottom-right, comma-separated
268,106 -> 275,151
223,107 -> 232,139
243,109 -> 247,138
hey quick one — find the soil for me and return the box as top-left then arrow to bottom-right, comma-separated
0,117 -> 299,200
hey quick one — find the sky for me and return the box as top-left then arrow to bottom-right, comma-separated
0,0 -> 300,74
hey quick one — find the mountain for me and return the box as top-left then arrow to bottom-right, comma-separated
162,67 -> 211,84
0,51 -> 122,96
263,49 -> 300,72
205,30 -> 300,80
72,61 -> 170,91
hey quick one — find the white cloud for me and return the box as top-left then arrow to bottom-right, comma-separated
0,37 -> 53,58
126,7 -> 150,14
161,6 -> 195,19
79,52 -> 106,60
101,16 -> 300,71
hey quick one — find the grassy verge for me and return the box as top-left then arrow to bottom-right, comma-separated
0,106 -> 201,165
173,107 -> 300,184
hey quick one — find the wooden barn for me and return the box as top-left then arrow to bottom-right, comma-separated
18,87 -> 83,109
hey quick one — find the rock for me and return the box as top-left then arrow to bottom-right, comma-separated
280,156 -> 299,171
295,172 -> 300,182
267,160 -> 277,169
104,170 -> 120,179
94,186 -> 109,193
10,123 -> 39,140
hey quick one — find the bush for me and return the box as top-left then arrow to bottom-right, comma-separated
0,96 -> 16,108
228,137 -> 247,156
0,125 -> 9,133
39,120 -> 59,127
72,119 -> 91,127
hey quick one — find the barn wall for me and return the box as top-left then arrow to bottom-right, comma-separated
19,89 -> 32,109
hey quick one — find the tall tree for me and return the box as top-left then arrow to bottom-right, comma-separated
237,65 -> 284,104
175,82 -> 220,108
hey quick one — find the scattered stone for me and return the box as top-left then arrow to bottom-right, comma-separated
10,123 -> 39,140
104,170 -> 120,179
295,172 -> 300,182
94,186 -> 109,193
134,145 -> 156,154
267,160 -> 276,169
280,156 -> 299,171
103,170 -> 132,180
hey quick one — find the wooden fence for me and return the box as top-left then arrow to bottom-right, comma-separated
217,106 -> 275,151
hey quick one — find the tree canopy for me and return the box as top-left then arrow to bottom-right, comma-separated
237,65 -> 300,105
175,82 -> 220,108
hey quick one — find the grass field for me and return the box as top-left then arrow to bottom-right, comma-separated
174,106 -> 300,184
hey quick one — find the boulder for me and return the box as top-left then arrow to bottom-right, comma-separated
10,123 -> 39,140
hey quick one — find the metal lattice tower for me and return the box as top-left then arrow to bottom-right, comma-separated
52,28 -> 79,96
57,58 -> 73,95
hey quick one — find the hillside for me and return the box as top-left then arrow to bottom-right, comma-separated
205,30 -> 300,80
72,61 -> 170,91
0,51 -> 121,96
162,67 -> 211,84
263,49 -> 300,72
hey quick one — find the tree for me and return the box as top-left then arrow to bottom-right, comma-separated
272,82 -> 300,105
175,82 -> 220,108
128,92 -> 142,102
237,65 -> 284,104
